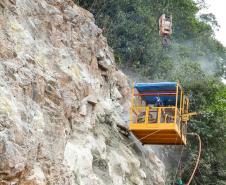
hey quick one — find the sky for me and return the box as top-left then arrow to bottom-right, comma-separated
203,0 -> 226,46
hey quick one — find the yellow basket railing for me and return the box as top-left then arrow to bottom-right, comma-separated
130,106 -> 179,125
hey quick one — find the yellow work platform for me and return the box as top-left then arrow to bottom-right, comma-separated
130,123 -> 186,145
129,82 -> 192,145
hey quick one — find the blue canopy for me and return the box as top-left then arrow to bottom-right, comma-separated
134,82 -> 179,106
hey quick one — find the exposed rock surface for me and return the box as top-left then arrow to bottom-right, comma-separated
0,0 -> 165,184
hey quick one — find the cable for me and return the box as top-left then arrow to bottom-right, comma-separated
126,129 -> 161,147
172,124 -> 181,184
172,145 -> 185,184
89,0 -> 97,11
186,133 -> 202,185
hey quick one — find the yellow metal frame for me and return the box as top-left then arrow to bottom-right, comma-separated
129,82 -> 191,145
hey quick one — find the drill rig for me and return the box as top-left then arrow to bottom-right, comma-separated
159,14 -> 172,47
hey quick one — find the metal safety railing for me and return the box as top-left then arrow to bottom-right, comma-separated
130,106 -> 179,124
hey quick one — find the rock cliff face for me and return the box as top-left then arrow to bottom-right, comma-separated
0,0 -> 165,185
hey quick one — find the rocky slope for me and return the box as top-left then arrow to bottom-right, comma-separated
0,0 -> 165,184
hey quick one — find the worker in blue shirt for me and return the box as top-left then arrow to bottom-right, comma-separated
155,96 -> 163,107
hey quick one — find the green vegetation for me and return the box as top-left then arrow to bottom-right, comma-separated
76,0 -> 226,184
77,0 -> 226,79
182,79 -> 226,184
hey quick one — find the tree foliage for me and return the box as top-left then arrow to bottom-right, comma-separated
182,80 -> 226,184
76,0 -> 226,79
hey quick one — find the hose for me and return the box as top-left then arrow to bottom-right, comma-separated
186,133 -> 202,185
